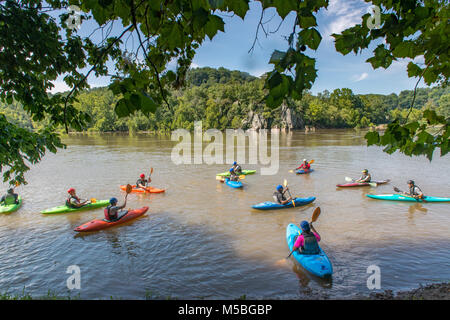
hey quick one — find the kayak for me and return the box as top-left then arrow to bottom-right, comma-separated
336,179 -> 390,188
286,223 -> 333,278
119,185 -> 165,193
366,194 -> 450,202
41,200 -> 110,214
225,178 -> 243,189
295,169 -> 314,174
74,206 -> 149,232
0,196 -> 22,214
252,197 -> 316,210
216,169 -> 256,177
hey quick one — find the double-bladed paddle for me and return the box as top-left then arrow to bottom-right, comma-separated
216,175 -> 246,183
286,207 -> 321,259
393,186 -> 427,202
283,179 -> 295,207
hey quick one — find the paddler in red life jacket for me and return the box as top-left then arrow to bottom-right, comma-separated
66,188 -> 88,208
104,197 -> 128,222
296,159 -> 311,171
136,173 -> 151,191
293,221 -> 321,255
356,169 -> 371,183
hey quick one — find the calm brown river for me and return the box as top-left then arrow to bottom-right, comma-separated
1,130 -> 449,299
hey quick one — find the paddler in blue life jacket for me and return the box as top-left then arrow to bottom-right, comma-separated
66,188 -> 88,208
356,169 -> 371,183
404,180 -> 424,199
231,161 -> 242,175
293,221 -> 321,255
273,185 -> 293,205
0,188 -> 19,205
104,197 -> 128,222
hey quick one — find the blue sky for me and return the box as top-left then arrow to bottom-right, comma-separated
51,0 -> 427,95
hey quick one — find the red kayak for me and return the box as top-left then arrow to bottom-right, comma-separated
74,207 -> 149,232
336,180 -> 390,187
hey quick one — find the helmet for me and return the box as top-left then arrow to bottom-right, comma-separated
233,161 -> 237,165
300,221 -> 310,231
407,180 -> 414,185
276,185 -> 283,191
7,188 -> 14,194
229,168 -> 234,173
303,159 -> 307,162
109,197 -> 118,205
67,188 -> 75,194
140,174 -> 145,179
362,169 -> 368,173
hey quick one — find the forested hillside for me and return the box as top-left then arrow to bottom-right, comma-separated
1,67 -> 449,133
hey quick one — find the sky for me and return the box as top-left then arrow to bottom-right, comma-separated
50,0 -> 428,95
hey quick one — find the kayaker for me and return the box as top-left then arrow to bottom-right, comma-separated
356,169 -> 371,183
293,221 -> 321,255
0,188 -> 19,205
136,173 -> 151,190
104,197 -> 128,222
66,188 -> 88,208
231,161 -> 242,175
273,185 -> 293,205
229,168 -> 240,182
296,159 -> 311,171
404,180 -> 424,199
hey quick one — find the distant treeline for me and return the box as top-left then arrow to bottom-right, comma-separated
1,67 -> 449,132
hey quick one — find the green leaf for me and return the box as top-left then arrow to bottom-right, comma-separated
298,28 -> 322,50
365,131 -> 380,146
205,15 -> 225,40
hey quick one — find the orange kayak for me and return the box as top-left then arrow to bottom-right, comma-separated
74,206 -> 149,232
119,185 -> 165,193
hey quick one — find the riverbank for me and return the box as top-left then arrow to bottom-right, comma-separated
1,282 -> 448,300
356,282 -> 450,300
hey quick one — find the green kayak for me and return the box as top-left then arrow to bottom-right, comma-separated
0,196 -> 22,214
41,200 -> 110,214
216,169 -> 256,177
366,194 -> 450,203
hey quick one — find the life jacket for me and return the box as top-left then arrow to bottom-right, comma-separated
273,191 -> 285,204
4,194 -> 17,205
301,231 -> 320,255
66,195 -> 80,208
104,205 -> 116,220
410,185 -> 423,196
136,179 -> 147,187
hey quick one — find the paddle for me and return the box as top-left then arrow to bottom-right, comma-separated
286,207 -> 321,259
216,175 -> 246,183
283,179 -> 295,207
393,186 -> 427,202
289,159 -> 314,173
143,167 -> 154,192
345,176 -> 377,187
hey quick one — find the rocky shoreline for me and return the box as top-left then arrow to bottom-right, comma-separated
356,282 -> 449,300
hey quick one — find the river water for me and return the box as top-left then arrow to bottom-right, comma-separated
0,130 -> 449,299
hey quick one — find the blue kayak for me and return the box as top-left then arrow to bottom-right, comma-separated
225,178 -> 243,189
251,197 -> 315,210
286,223 -> 333,278
295,169 -> 314,174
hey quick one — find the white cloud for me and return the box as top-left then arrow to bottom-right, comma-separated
48,81 -> 71,94
353,72 -> 368,82
323,0 -> 370,40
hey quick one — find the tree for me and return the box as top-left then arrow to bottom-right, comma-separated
333,0 -> 449,160
1,0 -> 449,184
